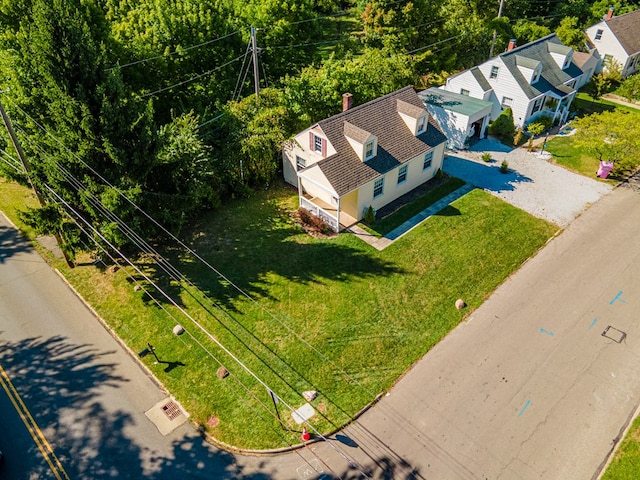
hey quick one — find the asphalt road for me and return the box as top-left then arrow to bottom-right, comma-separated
0,213 -> 241,479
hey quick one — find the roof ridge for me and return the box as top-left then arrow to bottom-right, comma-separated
318,85 -> 415,126
499,33 -> 558,58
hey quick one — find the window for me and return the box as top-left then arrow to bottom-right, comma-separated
563,57 -> 570,69
531,97 -> 544,114
423,151 -> 433,170
532,69 -> 541,83
365,141 -> 374,159
604,54 -> 613,63
296,156 -> 306,170
595,29 -> 603,41
501,96 -> 513,109
417,116 -> 426,133
313,134 -> 323,153
566,80 -> 576,89
373,178 -> 384,198
490,66 -> 499,79
461,88 -> 470,96
397,165 -> 408,184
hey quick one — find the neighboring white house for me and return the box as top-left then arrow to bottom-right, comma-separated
442,34 -> 597,130
585,8 -> 640,78
419,88 -> 494,150
282,86 -> 447,231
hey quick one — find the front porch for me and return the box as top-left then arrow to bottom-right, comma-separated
300,194 -> 358,232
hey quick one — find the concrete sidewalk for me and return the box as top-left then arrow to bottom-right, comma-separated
348,183 -> 475,250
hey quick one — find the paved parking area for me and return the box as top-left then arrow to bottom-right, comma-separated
444,138 -> 613,227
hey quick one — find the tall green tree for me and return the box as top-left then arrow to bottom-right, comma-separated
572,110 -> 640,174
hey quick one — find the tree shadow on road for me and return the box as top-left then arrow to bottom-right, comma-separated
0,222 -> 34,264
0,335 -> 275,479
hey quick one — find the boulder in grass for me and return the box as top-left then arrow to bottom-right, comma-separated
455,299 -> 466,310
216,366 -> 229,379
303,390 -> 317,402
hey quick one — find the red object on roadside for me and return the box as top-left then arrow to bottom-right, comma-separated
302,426 -> 311,441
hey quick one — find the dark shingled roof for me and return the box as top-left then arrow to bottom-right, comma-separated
605,9 -> 640,55
498,34 -> 582,100
310,86 -> 446,197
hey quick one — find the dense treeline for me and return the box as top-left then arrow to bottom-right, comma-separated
0,0 -> 638,252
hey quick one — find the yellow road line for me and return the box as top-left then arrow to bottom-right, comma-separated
0,365 -> 70,480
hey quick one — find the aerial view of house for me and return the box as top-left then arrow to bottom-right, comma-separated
585,7 -> 640,78
441,34 -> 598,133
282,86 -> 447,230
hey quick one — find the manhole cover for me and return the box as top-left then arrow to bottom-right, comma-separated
162,401 -> 182,421
602,326 -> 626,343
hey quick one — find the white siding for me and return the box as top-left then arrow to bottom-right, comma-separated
444,72 -> 487,99
585,23 -> 630,75
355,143 -> 446,219
477,58 -> 532,127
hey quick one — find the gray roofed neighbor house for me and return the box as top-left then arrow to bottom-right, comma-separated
498,34 -> 582,100
308,86 -> 446,197
605,9 -> 640,54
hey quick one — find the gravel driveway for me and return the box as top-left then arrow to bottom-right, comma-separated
443,138 -> 613,227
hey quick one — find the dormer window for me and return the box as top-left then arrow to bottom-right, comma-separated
595,29 -> 603,41
490,66 -> 499,79
563,57 -> 570,69
365,141 -> 374,159
309,131 -> 327,157
532,69 -> 541,83
417,116 -> 426,133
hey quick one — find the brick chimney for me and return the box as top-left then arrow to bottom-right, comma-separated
507,39 -> 517,51
605,6 -> 614,20
342,93 -> 353,111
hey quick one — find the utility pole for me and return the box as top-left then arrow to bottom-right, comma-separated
251,26 -> 260,97
0,96 -> 75,268
489,0 -> 506,58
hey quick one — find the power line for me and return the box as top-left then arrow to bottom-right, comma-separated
406,32 -> 468,55
138,53 -> 245,98
106,30 -> 241,71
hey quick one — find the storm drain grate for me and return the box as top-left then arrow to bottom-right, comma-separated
161,401 -> 182,421
602,326 -> 626,343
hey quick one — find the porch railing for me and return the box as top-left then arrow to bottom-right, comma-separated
300,196 -> 339,231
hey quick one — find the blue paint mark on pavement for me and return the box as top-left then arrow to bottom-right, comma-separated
610,291 -> 627,305
589,318 -> 598,329
518,400 -> 531,417
540,328 -> 554,336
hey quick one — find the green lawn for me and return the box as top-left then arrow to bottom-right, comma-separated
546,92 -> 640,179
601,417 -> 640,479
0,178 -> 557,450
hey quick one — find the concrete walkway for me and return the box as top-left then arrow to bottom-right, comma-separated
348,183 -> 475,250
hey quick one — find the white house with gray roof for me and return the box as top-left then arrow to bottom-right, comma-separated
443,34 -> 597,130
585,8 -> 640,78
282,86 -> 447,231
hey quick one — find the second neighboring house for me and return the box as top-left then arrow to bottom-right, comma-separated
282,86 -> 447,231
585,7 -> 640,78
442,34 -> 597,131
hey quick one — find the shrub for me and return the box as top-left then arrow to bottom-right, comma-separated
297,207 -> 333,234
364,205 -> 376,224
435,167 -> 444,179
500,160 -> 509,173
488,108 -> 516,144
481,152 -> 492,162
513,128 -> 524,146
618,74 -> 640,102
